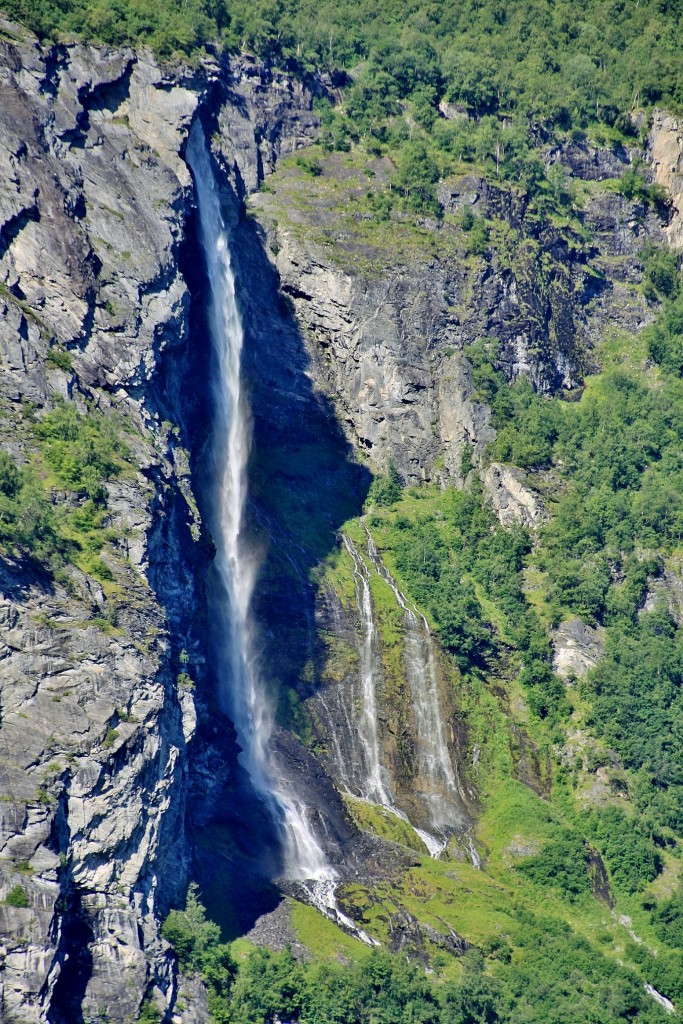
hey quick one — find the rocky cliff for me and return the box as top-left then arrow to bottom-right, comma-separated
251,139 -> 667,492
0,22 -> 318,1022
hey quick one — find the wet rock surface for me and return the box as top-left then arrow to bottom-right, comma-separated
1,12 -> 682,1020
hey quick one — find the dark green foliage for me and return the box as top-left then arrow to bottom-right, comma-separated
488,378 -> 561,470
137,999 -> 162,1024
0,455 -> 67,564
7,0 -> 683,211
504,911 -> 661,1024
45,346 -> 73,372
518,831 -> 591,900
171,920 -> 664,1024
0,451 -> 21,498
583,611 -> 683,834
469,331 -> 683,836
645,295 -> 683,375
368,462 -> 402,507
640,244 -> 681,303
395,142 -> 440,215
1,0 -> 232,56
652,890 -> 683,948
472,354 -> 683,620
161,884 -> 236,1023
583,807 -> 660,894
5,884 -> 29,907
230,947 -> 502,1024
615,164 -> 668,210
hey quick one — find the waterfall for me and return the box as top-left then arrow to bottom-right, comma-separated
186,122 -> 331,884
337,534 -> 460,858
365,532 -> 465,843
342,535 -> 394,808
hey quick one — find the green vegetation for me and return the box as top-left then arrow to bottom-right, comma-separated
4,0 -> 683,1019
365,482 -> 563,720
161,884 -> 236,1023
518,830 -> 591,899
0,0 -> 231,56
5,0 -> 683,215
163,887 -> 669,1024
0,400 -> 129,583
5,884 -> 29,907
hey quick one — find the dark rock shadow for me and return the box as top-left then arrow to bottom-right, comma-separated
46,888 -> 94,1024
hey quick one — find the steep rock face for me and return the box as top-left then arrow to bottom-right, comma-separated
253,151 -> 663,486
0,24 -> 319,1023
552,618 -> 605,680
311,570 -> 475,841
0,29 -> 203,1023
649,110 -> 683,247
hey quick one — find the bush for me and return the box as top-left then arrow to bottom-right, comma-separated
162,885 -> 236,1023
367,462 -> 402,507
5,885 -> 29,908
518,832 -> 591,900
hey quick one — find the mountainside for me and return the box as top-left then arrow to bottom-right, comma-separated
1,9 -> 683,1024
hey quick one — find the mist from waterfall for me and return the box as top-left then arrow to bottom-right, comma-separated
186,122 -> 332,884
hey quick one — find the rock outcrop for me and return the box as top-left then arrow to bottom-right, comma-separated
483,463 -> 546,528
0,14 -> 680,1020
552,618 -> 605,680
251,143 -> 664,486
649,110 -> 683,248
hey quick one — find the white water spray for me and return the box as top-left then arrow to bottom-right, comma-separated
187,124 -> 381,943
186,122 -> 331,883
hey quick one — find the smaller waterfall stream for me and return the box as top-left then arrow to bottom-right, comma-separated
334,534 -> 462,857
343,536 -> 394,808
365,533 -> 465,843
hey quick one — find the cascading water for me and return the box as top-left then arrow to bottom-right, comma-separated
365,532 -> 466,846
186,122 -> 330,882
342,535 -> 394,808
336,534 -> 460,858
186,122 -> 379,942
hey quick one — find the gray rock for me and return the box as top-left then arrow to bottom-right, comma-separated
649,110 -> 683,247
0,20 -> 321,1022
483,463 -> 546,528
552,618 -> 605,680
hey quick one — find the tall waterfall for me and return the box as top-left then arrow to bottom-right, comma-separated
186,122 -> 331,883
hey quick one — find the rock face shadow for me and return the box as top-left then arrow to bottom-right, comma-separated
46,889 -> 94,1024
